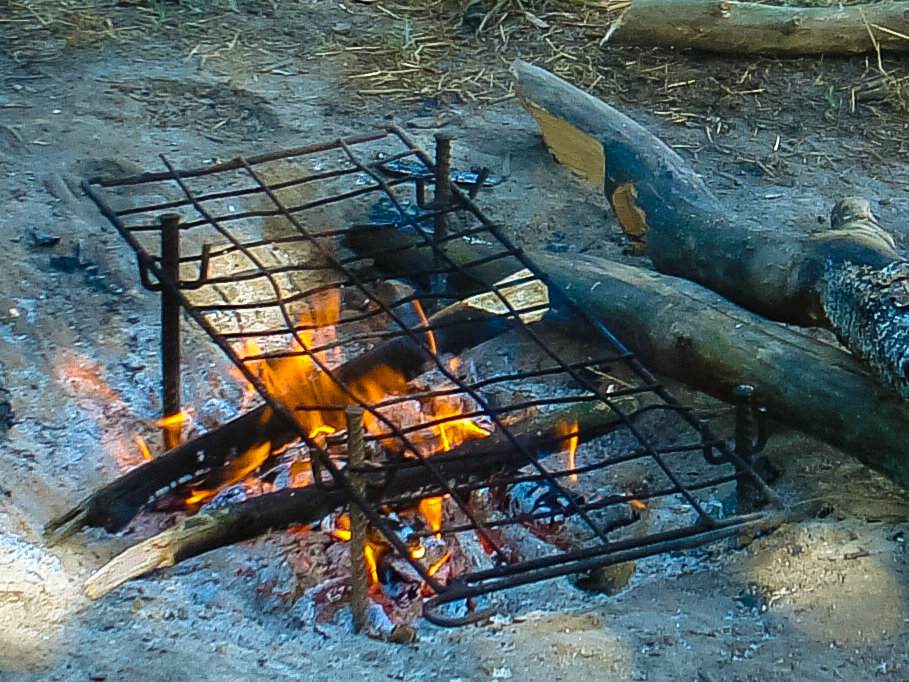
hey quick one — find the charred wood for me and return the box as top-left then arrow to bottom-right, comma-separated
84,397 -> 640,599
45,298 -> 518,544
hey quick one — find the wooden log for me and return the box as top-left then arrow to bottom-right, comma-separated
512,60 -> 909,399
535,253 -> 909,491
511,59 -> 900,327
84,396 -> 641,599
45,296 -> 520,544
605,0 -> 909,55
346,225 -> 909,490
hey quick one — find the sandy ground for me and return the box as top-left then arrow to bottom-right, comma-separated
1,2 -> 909,680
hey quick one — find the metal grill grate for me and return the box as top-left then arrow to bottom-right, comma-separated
84,126 -> 775,625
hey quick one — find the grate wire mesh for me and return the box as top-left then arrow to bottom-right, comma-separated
84,126 -> 775,625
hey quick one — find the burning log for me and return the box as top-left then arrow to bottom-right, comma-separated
84,396 -> 643,599
45,296 -> 519,545
347,226 -> 909,490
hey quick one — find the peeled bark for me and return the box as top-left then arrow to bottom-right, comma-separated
512,59 -> 909,400
511,59 -> 901,327
606,0 -> 909,55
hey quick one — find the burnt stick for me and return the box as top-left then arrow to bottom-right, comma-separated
84,395 -> 644,599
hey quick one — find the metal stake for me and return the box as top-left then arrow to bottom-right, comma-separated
346,406 -> 369,634
431,132 -> 453,297
159,213 -> 182,450
733,384 -> 765,513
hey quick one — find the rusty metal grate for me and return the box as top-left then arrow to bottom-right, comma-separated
83,125 -> 775,625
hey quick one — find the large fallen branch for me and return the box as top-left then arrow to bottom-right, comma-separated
512,60 -> 909,398
605,0 -> 909,55
348,226 -> 909,490
84,397 -> 639,599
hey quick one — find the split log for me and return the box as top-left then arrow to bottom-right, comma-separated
347,226 -> 909,490
84,396 -> 640,599
45,295 -> 520,544
604,0 -> 909,55
511,60 -> 909,398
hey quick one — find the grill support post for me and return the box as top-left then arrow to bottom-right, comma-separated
733,384 -> 766,513
431,132 -> 453,296
159,213 -> 182,449
347,406 -> 369,634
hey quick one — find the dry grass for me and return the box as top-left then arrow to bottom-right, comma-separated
2,0 -> 908,174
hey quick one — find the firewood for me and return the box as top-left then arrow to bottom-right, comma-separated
604,0 -> 909,55
347,225 -> 909,490
45,296 -> 521,545
83,396 -> 642,599
511,59 -> 900,327
510,60 -> 909,405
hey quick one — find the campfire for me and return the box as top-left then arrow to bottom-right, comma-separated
47,126 -> 776,632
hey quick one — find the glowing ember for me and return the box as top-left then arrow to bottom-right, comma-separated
629,497 -> 648,512
133,435 -> 153,461
331,514 -> 352,541
410,544 -> 426,560
427,549 -> 452,577
557,420 -> 580,482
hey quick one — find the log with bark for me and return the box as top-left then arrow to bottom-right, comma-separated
603,0 -> 909,55
511,59 -> 909,399
347,225 -> 909,490
84,395 -> 643,599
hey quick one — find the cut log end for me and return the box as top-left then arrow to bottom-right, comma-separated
822,259 -> 909,401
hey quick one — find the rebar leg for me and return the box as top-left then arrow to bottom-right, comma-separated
159,213 -> 182,449
347,407 -> 368,634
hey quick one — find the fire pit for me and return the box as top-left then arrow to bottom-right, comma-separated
48,125 -> 777,628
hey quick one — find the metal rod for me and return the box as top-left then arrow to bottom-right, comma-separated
346,406 -> 368,634
733,384 -> 758,513
431,132 -> 453,296
159,213 -> 182,450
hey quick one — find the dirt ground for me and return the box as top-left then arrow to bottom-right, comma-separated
2,1 -> 909,680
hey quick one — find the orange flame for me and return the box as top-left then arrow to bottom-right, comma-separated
133,435 -> 153,461
558,420 -> 579,482
184,439 -> 272,506
363,543 -> 380,584
419,496 -> 444,539
157,410 -> 188,450
411,299 -> 437,356
427,549 -> 452,577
